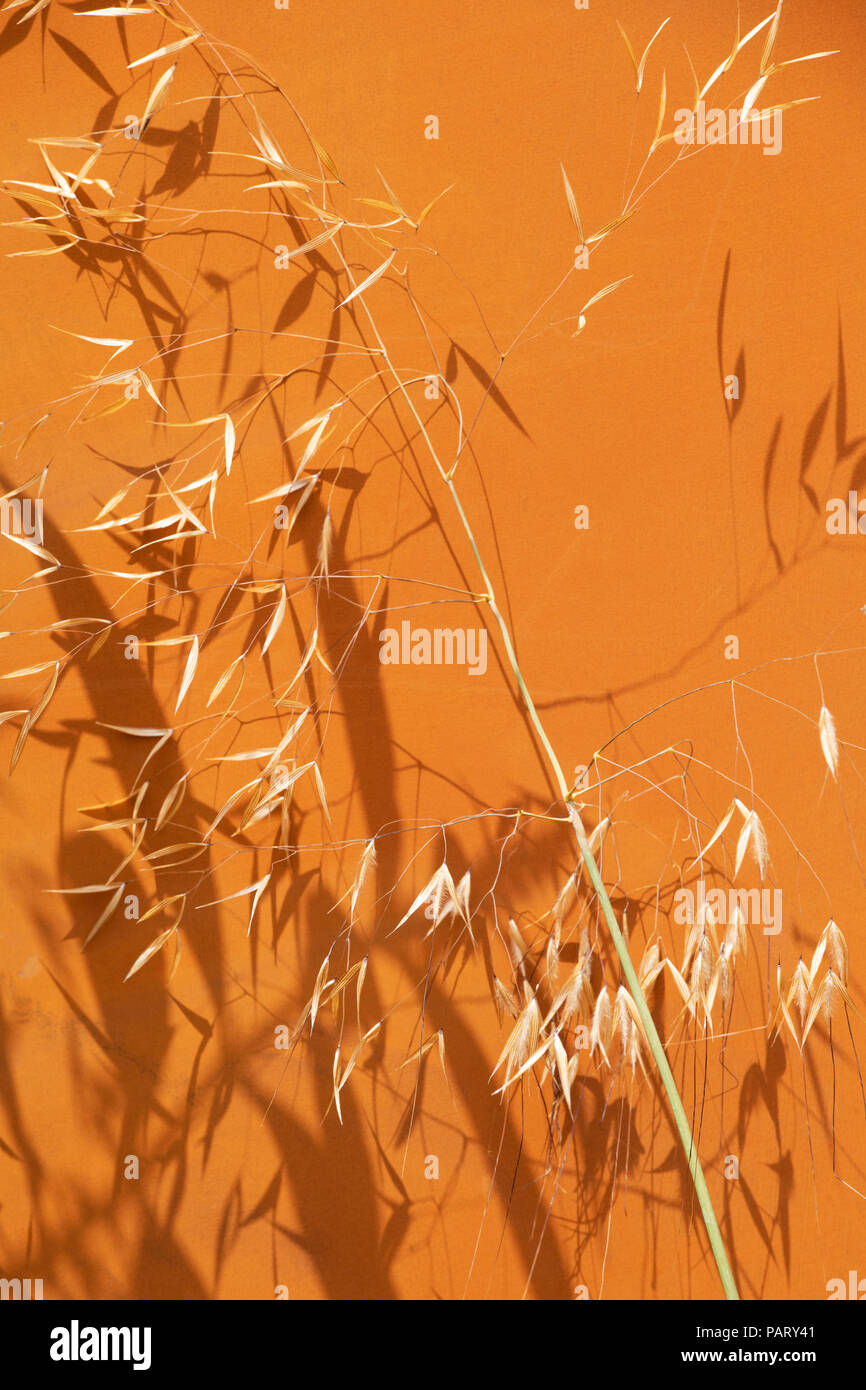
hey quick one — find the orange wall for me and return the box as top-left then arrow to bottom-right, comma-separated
0,0 -> 865,1300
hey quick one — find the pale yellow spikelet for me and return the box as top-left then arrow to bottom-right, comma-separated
552,873 -> 577,933
810,928 -> 826,980
508,916 -> 531,971
689,932 -> 715,1030
819,704 -> 839,779
788,958 -> 813,1027
715,942 -> 731,1014
826,920 -> 849,986
332,1048 -> 343,1123
310,956 -> 333,1033
771,963 -> 801,1048
551,1032 -> 573,1114
493,985 -> 541,1088
617,988 -> 651,1075
723,905 -> 748,962
639,938 -> 664,992
590,985 -> 612,1066
546,930 -> 560,989
681,916 -> 703,978
492,973 -> 519,1023
664,956 -> 691,1008
392,863 -> 461,934
810,919 -> 848,986
455,870 -> 471,928
734,801 -> 769,880
574,930 -> 595,1016
316,512 -> 332,586
559,163 -> 584,246
348,837 -> 376,924
800,969 -> 854,1047
614,985 -> 633,1054
696,886 -> 717,933
626,1020 -> 647,1076
546,930 -> 594,1030
141,64 -> 177,134
700,800 -> 736,858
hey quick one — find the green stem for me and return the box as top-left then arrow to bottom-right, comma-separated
567,804 -> 739,1299
338,255 -> 739,1300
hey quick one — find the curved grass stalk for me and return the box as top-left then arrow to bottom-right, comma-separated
341,268 -> 739,1300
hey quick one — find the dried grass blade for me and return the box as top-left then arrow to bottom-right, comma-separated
338,250 -> 396,309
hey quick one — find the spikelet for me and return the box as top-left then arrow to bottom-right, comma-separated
547,929 -> 595,1032
546,927 -> 560,990
614,985 -> 633,1055
493,983 -> 541,1087
681,916 -> 704,979
826,920 -> 849,986
789,958 -> 813,1027
734,801 -> 769,880
623,988 -> 650,1076
715,941 -> 732,1014
492,973 -> 520,1023
590,986 -> 612,1067
801,968 -> 856,1048
689,931 -> 715,1031
802,972 -> 834,1047
771,963 -> 800,1048
723,905 -> 748,963
552,873 -> 578,933
638,938 -> 665,995
392,863 -> 465,934
810,919 -> 849,986
818,705 -> 839,779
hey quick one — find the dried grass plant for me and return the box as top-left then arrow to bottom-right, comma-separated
0,0 -> 858,1300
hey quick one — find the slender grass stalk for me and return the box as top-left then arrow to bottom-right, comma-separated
339,272 -> 739,1298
